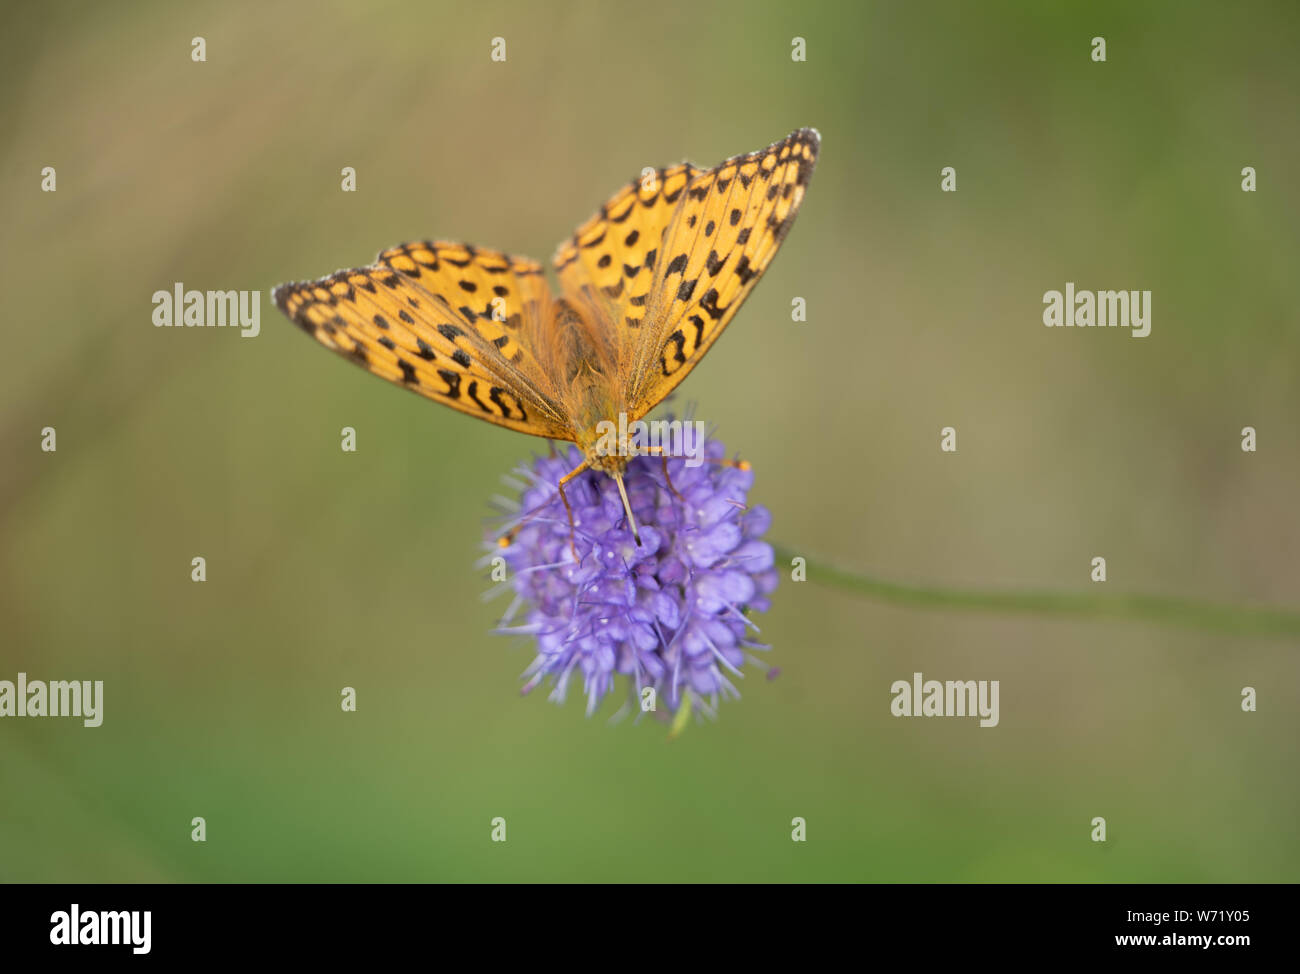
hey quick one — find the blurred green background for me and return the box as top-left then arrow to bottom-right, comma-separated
2,0 -> 1298,882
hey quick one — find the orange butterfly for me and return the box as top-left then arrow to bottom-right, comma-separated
274,128 -> 819,552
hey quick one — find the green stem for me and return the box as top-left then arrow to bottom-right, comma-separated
772,545 -> 1300,638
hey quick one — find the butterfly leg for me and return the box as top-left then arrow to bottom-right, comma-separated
497,454 -> 591,553
708,456 -> 751,471
557,458 -> 593,563
496,487 -> 558,549
640,445 -> 685,502
641,447 -> 750,500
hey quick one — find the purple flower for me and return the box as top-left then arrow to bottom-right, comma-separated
487,436 -> 779,719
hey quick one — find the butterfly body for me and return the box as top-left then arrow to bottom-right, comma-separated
275,129 -> 819,551
543,298 -> 617,427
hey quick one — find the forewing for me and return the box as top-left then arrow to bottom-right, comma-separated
553,161 -> 704,388
552,129 -> 819,419
629,128 -> 819,414
274,241 -> 573,439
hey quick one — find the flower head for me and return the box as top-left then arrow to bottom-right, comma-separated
489,436 -> 778,718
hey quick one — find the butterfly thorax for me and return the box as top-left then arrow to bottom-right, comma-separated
545,297 -> 629,472
572,379 -> 630,476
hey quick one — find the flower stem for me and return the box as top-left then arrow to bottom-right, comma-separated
772,545 -> 1300,638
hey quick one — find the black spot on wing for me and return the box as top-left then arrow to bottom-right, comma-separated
438,369 -> 460,398
661,329 -> 686,373
466,379 -> 491,413
489,386 -> 526,421
700,288 -> 725,321
735,255 -> 756,285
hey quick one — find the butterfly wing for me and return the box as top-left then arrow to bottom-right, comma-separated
553,128 -> 819,420
274,241 -> 573,440
553,160 -> 704,383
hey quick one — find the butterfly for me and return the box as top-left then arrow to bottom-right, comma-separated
274,128 -> 819,555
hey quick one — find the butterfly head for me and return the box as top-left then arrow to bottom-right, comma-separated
572,419 -> 633,475
586,446 -> 630,476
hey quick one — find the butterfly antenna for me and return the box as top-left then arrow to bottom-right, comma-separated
613,471 -> 642,546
